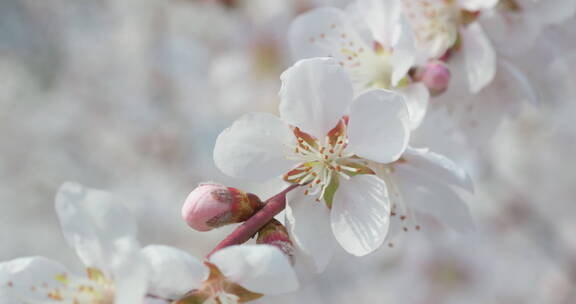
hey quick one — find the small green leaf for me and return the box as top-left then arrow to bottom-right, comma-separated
323,172 -> 339,209
395,76 -> 410,89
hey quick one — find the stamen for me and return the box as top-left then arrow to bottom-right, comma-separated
299,172 -> 316,184
287,125 -> 367,203
318,171 -> 332,200
337,171 -> 351,180
286,170 -> 309,180
339,164 -> 359,172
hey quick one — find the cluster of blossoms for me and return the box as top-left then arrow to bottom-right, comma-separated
0,183 -> 298,304
2,0 -> 574,303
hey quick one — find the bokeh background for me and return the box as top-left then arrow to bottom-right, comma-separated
1,1 -> 575,303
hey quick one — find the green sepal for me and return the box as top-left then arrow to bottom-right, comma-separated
323,172 -> 339,209
395,76 -> 410,89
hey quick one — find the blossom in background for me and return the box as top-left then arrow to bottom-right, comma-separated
411,54 -> 538,161
288,3 -> 478,246
287,0 -> 506,157
146,245 -> 298,304
389,0 -> 498,93
214,57 -> 412,270
0,183 -> 298,304
372,147 -> 475,245
289,6 -> 430,131
0,182 -> 148,304
481,0 -> 576,56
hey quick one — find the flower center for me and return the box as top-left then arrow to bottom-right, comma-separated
286,135 -> 353,200
403,0 -> 461,56
364,48 -> 395,89
284,123 -> 371,204
16,268 -> 115,304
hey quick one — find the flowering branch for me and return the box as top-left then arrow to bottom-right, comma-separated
206,184 -> 299,258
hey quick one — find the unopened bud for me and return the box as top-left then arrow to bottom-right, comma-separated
257,219 -> 294,263
182,183 -> 263,232
417,61 -> 451,96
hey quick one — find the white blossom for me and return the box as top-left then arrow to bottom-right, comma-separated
214,57 -> 412,269
0,183 -> 298,304
0,182 -> 147,304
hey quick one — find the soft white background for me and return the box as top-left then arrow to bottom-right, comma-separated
1,1 -> 575,303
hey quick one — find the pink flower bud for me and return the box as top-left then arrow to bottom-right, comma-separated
257,219 -> 294,263
182,183 -> 263,232
419,61 -> 451,96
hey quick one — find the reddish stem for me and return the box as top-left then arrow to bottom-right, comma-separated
206,184 -> 299,258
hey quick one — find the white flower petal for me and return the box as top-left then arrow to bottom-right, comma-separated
393,18 -> 425,64
279,58 -> 354,139
390,19 -> 431,83
285,189 -> 337,273
395,166 -> 475,233
403,147 -> 473,192
289,7 -> 350,60
461,22 -> 496,93
209,245 -> 299,295
479,9 -> 541,56
398,83 -> 429,130
348,89 -> 410,163
111,239 -> 148,304
289,7 -> 405,94
496,59 -> 538,108
142,245 -> 208,300
213,112 -> 296,181
0,257 -> 70,303
288,7 -> 375,74
353,0 -> 402,47
331,174 -> 390,256
451,60 -> 537,145
401,0 -> 458,58
55,182 -> 138,273
391,49 -> 416,86
457,0 -> 498,11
